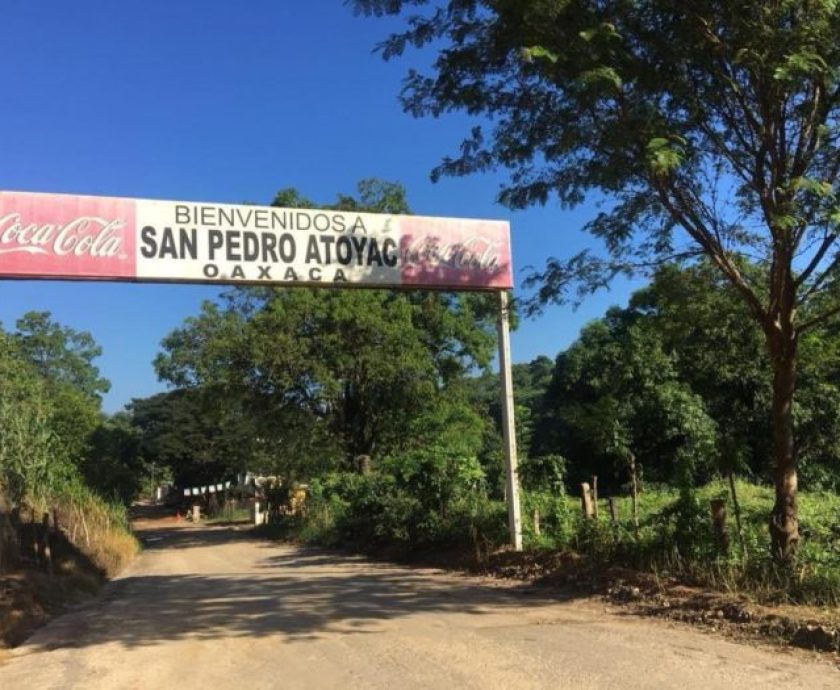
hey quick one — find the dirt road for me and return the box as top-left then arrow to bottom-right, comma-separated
0,520 -> 836,689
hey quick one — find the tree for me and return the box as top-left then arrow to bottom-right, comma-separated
627,263 -> 773,481
13,311 -> 110,401
7,311 -> 108,469
355,0 -> 840,560
528,263 -> 840,492
83,413 -> 145,504
466,355 -> 554,492
129,389 -> 270,486
537,312 -> 717,491
152,180 -> 498,478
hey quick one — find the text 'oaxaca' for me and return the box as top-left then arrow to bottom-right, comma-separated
0,191 -> 512,290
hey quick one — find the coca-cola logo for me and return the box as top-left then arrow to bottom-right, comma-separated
402,235 -> 502,272
0,213 -> 126,258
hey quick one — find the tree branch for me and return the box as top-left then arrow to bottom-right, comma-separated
798,302 -> 840,332
653,180 -> 767,323
797,250 -> 840,305
794,233 -> 837,289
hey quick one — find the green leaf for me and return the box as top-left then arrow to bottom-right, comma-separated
646,137 -> 684,176
792,176 -> 834,198
579,22 -> 620,43
580,66 -> 622,89
521,45 -> 559,64
773,52 -> 832,82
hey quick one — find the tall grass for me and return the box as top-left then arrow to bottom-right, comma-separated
522,480 -> 840,606
53,482 -> 138,577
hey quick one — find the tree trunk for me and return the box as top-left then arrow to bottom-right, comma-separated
768,330 -> 800,561
628,452 -> 639,531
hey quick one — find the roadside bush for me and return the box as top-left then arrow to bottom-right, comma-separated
290,460 -> 507,557
379,446 -> 486,517
52,482 -> 138,577
521,489 -> 574,550
278,450 -> 840,605
530,479 -> 840,605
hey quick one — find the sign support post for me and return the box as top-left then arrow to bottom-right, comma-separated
497,289 -> 523,551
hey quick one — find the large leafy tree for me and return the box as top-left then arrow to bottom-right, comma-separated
129,389 -> 273,486
467,356 -> 553,457
627,263 -> 773,480
12,311 -> 110,402
354,0 -> 840,560
529,263 -> 840,490
153,180 -> 497,477
537,312 -> 718,489
83,413 -> 145,504
5,311 -> 108,469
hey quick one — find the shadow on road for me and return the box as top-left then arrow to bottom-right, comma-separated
22,524 -> 580,652
137,525 -> 255,551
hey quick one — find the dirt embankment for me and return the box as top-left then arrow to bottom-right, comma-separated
0,505 -> 141,650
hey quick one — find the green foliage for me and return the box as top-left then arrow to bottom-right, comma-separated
150,179 -> 497,483
533,304 -> 717,490
517,262 -> 840,491
0,310 -> 151,507
288,428 -> 505,555
519,454 -> 566,493
0,334 -> 67,504
381,448 -> 485,518
13,311 -> 110,402
129,388 -> 267,486
357,0 -> 840,557
521,480 -> 840,605
82,413 -> 145,504
0,326 -> 138,575
521,487 -> 573,548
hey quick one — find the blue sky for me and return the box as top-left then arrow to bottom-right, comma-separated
0,0 -> 641,412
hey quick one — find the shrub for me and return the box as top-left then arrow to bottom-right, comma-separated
289,467 -> 507,557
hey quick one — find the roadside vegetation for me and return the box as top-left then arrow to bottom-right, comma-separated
284,476 -> 840,606
0,318 -> 139,646
354,0 -> 840,565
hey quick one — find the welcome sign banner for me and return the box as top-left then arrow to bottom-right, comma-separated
0,191 -> 512,290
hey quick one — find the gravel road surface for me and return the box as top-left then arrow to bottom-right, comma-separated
0,519 -> 836,689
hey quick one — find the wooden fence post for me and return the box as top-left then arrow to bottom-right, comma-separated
581,483 -> 594,519
710,499 -> 729,553
592,476 -> 599,519
10,507 -> 21,565
41,513 -> 52,573
608,497 -> 618,524
22,507 -> 36,563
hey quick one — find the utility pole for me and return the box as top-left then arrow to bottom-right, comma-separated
497,290 -> 523,551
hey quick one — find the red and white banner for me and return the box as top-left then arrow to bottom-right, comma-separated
0,191 -> 512,290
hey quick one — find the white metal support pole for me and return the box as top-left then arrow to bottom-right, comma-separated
497,290 -> 523,551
